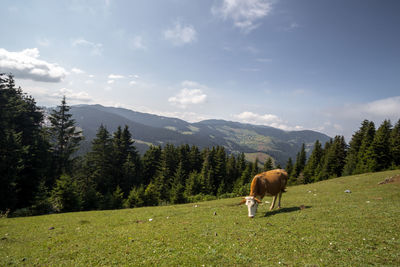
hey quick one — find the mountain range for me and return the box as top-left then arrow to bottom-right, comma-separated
68,104 -> 331,165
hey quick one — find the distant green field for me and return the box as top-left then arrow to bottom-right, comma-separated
1,170 -> 399,266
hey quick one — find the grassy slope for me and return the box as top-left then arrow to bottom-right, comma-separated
1,170 -> 400,266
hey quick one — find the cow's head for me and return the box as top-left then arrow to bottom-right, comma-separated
240,196 -> 261,218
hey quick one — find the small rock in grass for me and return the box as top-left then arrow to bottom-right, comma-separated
148,218 -> 153,222
22,258 -> 27,262
213,211 -> 217,216
48,227 -> 55,230
344,189 -> 351,193
214,232 -> 218,236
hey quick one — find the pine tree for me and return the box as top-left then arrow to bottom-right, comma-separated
214,146 -> 227,194
49,96 -> 83,177
390,119 -> 400,167
184,171 -> 202,197
189,145 -> 203,173
144,182 -> 160,206
85,125 -> 113,195
153,144 -> 179,202
303,140 -> 323,183
125,185 -> 145,208
50,174 -> 81,212
293,143 -> 307,179
200,151 -> 213,194
366,120 -> 392,171
225,155 -> 238,193
141,145 -> 162,185
111,185 -> 124,209
285,157 -> 294,184
343,120 -> 370,176
355,121 -> 376,174
263,157 -> 274,172
317,136 -> 347,180
113,125 -> 141,194
0,74 -> 51,210
251,158 -> 260,178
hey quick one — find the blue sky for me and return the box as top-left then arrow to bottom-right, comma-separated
1,0 -> 399,140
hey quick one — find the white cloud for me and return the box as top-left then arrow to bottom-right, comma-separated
55,88 -> 92,102
0,48 -> 67,82
164,22 -> 197,46
212,0 -> 273,33
85,80 -> 94,84
331,96 -> 400,119
130,36 -> 147,50
169,88 -> 207,108
108,74 -> 124,79
71,67 -> 85,74
234,111 -> 303,131
72,38 -> 103,55
107,80 -> 115,84
25,86 -> 92,104
129,80 -> 137,86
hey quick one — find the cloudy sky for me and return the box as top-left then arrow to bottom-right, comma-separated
1,0 -> 399,140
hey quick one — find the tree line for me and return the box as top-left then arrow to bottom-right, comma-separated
286,119 -> 400,185
1,74 -> 277,216
1,73 -> 399,216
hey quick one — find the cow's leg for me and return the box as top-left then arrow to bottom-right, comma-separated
277,191 -> 283,209
270,195 -> 277,210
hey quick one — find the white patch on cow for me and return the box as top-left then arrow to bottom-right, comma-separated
245,196 -> 259,218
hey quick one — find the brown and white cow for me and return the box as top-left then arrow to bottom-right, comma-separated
240,169 -> 288,218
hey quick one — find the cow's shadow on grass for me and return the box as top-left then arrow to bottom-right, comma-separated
263,206 -> 311,217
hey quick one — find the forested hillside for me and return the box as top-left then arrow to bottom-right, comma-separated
68,104 -> 331,164
1,74 -> 399,217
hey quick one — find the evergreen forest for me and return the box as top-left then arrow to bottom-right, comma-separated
1,73 -> 400,217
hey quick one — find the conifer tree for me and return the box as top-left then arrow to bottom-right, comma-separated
226,155 -> 238,193
85,125 -> 113,195
189,145 -> 203,173
251,158 -> 260,177
343,120 -> 370,176
125,185 -> 145,208
50,174 -> 81,212
319,136 -> 347,179
293,143 -> 307,179
200,151 -> 213,194
214,146 -> 227,194
0,74 -> 51,210
366,120 -> 392,171
170,162 -> 186,204
390,119 -> 400,167
141,145 -> 162,185
303,140 -> 323,183
263,157 -> 274,172
49,96 -> 82,177
355,121 -> 376,174
184,171 -> 202,197
285,157 -> 296,184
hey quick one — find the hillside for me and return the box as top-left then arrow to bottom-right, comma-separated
69,104 -> 331,164
1,170 -> 399,265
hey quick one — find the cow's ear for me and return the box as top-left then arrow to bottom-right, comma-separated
239,198 -> 246,205
254,197 -> 262,204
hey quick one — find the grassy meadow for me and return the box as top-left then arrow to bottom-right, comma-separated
1,170 -> 399,266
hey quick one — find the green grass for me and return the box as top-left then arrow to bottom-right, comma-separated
1,170 -> 400,266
